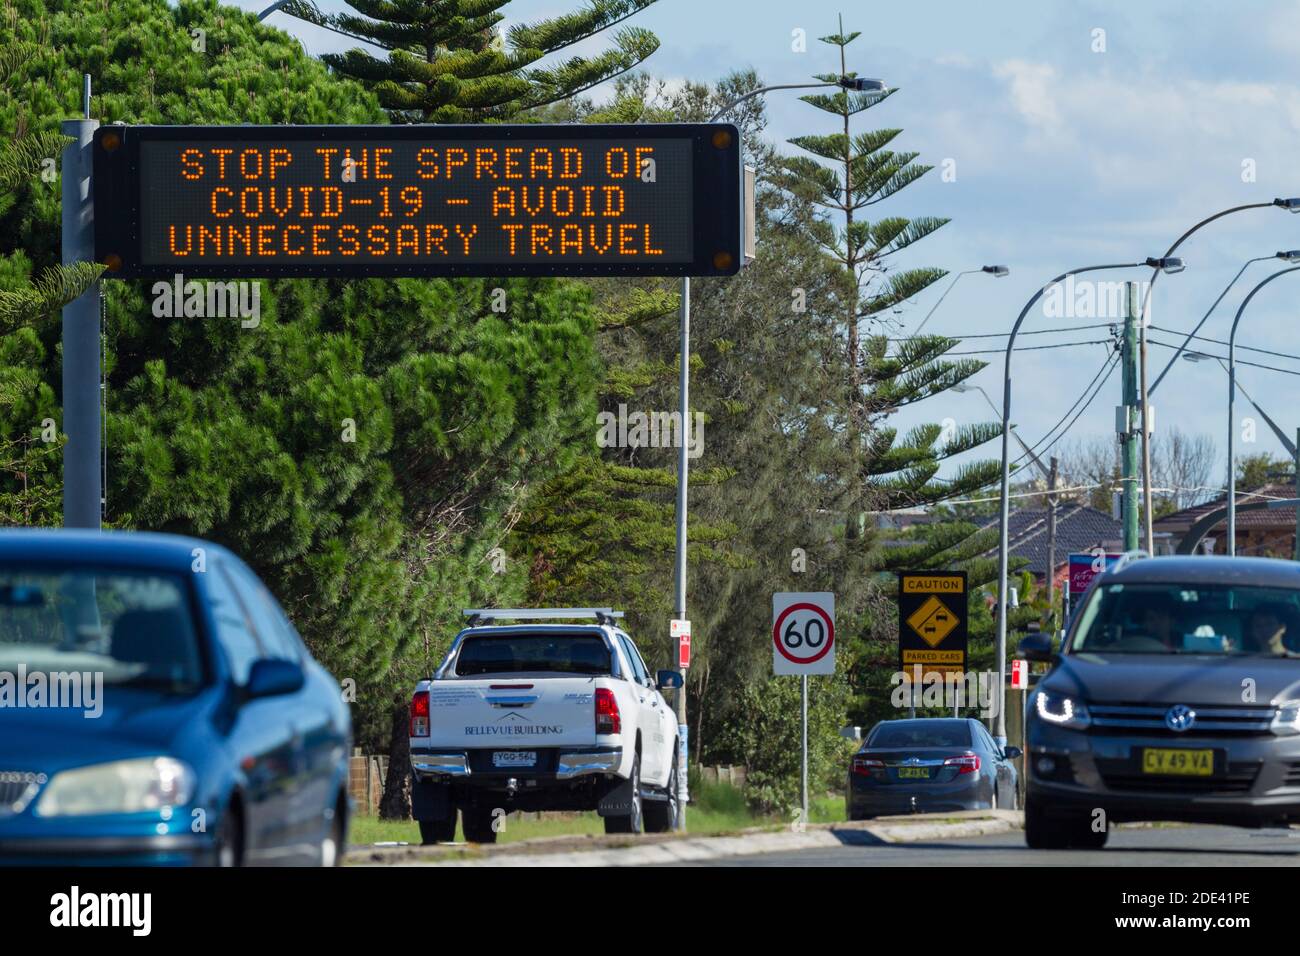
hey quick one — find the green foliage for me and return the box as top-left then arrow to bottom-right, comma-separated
282,0 -> 661,122
709,667 -> 857,815
0,0 -> 600,759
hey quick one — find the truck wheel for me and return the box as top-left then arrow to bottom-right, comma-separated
461,806 -> 500,844
643,754 -> 678,833
418,815 -> 457,845
604,753 -> 644,834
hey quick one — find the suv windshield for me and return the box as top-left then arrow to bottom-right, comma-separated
0,567 -> 203,692
454,632 -> 612,676
1072,582 -> 1300,656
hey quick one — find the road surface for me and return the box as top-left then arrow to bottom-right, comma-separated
673,824 -> 1300,866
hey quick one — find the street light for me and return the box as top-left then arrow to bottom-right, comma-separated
668,75 -> 889,828
257,0 -> 294,19
909,265 -> 1010,337
992,257 -> 1185,746
1151,250 -> 1300,394
1225,266 -> 1300,554
1136,199 -> 1300,554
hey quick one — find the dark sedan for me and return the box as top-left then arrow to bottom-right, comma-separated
846,718 -> 1020,820
0,530 -> 351,866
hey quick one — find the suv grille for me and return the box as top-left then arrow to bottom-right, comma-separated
0,771 -> 44,817
1088,703 -> 1276,736
1098,760 -> 1260,795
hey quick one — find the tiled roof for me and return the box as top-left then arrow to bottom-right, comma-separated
1154,483 -> 1297,532
980,505 -> 1123,576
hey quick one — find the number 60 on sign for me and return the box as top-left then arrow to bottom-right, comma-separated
772,592 -> 835,675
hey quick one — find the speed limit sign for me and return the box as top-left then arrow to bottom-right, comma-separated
772,592 -> 835,675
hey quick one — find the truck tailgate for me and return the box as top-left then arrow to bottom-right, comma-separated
426,677 -> 600,749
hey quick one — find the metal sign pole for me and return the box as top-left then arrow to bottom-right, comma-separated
672,275 -> 690,831
62,75 -> 100,529
801,673 -> 808,824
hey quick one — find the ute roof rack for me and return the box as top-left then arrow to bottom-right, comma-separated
462,607 -> 625,627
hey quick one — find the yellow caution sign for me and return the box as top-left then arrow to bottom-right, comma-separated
905,595 -> 959,647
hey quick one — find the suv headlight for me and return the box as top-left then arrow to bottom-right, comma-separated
35,757 -> 195,817
1034,690 -> 1091,730
1271,701 -> 1300,736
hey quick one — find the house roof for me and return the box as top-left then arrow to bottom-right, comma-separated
980,504 -> 1122,577
1154,482 -> 1297,533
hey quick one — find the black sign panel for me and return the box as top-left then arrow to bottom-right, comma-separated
897,571 -> 969,679
93,124 -> 742,279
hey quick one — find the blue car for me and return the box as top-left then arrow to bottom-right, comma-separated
0,530 -> 352,866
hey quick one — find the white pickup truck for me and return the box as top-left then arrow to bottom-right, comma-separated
408,608 -> 684,843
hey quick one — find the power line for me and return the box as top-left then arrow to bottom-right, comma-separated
887,322 -> 1116,342
1148,325 -> 1300,364
1147,338 -> 1300,378
945,338 -> 1113,356
1017,352 -> 1120,465
1011,351 -> 1118,467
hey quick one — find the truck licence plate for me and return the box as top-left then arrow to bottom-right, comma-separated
1141,748 -> 1213,776
492,751 -> 537,768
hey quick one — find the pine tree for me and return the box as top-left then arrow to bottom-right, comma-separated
0,32 -> 102,331
279,0 -> 660,122
773,19 -> 1002,521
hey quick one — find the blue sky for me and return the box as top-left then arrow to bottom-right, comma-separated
233,0 -> 1300,496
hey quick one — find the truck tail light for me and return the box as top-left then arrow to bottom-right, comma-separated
851,756 -> 884,776
944,754 -> 980,775
595,688 -> 621,735
410,690 -> 430,737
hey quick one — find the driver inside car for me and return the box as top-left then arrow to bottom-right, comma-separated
1244,603 -> 1300,656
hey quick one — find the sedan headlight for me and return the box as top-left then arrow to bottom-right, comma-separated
35,757 -> 195,817
1271,701 -> 1300,736
1034,690 -> 1091,730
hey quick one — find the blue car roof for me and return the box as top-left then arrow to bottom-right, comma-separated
0,528 -> 228,573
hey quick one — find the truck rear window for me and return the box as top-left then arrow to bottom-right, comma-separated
454,633 -> 612,676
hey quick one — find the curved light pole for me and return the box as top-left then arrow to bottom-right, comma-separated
1136,198 -> 1300,553
909,265 -> 1009,338
993,257 -> 1184,746
1225,266 -> 1300,554
1150,250 -> 1300,395
257,0 -> 294,19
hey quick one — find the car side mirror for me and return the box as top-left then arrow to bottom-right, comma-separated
1003,745 -> 1023,760
1018,631 -> 1055,663
656,669 -> 683,690
244,659 -> 305,700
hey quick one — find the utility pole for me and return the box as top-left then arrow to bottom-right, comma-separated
1119,282 -> 1140,552
1046,456 -> 1059,613
672,276 -> 690,830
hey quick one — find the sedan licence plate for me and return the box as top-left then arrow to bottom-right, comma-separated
1141,748 -> 1213,776
492,751 -> 536,768
896,767 -> 930,779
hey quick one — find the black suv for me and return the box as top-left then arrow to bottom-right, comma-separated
1021,555 -> 1300,849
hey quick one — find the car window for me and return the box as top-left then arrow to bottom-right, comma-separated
867,721 -> 972,748
226,562 -> 302,662
617,634 -> 649,684
1072,582 -> 1300,656
205,562 -> 264,683
454,632 -> 612,676
0,566 -> 204,693
974,723 -> 996,753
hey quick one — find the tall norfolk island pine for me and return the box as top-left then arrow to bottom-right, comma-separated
281,0 -> 661,122
779,23 -> 1001,524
